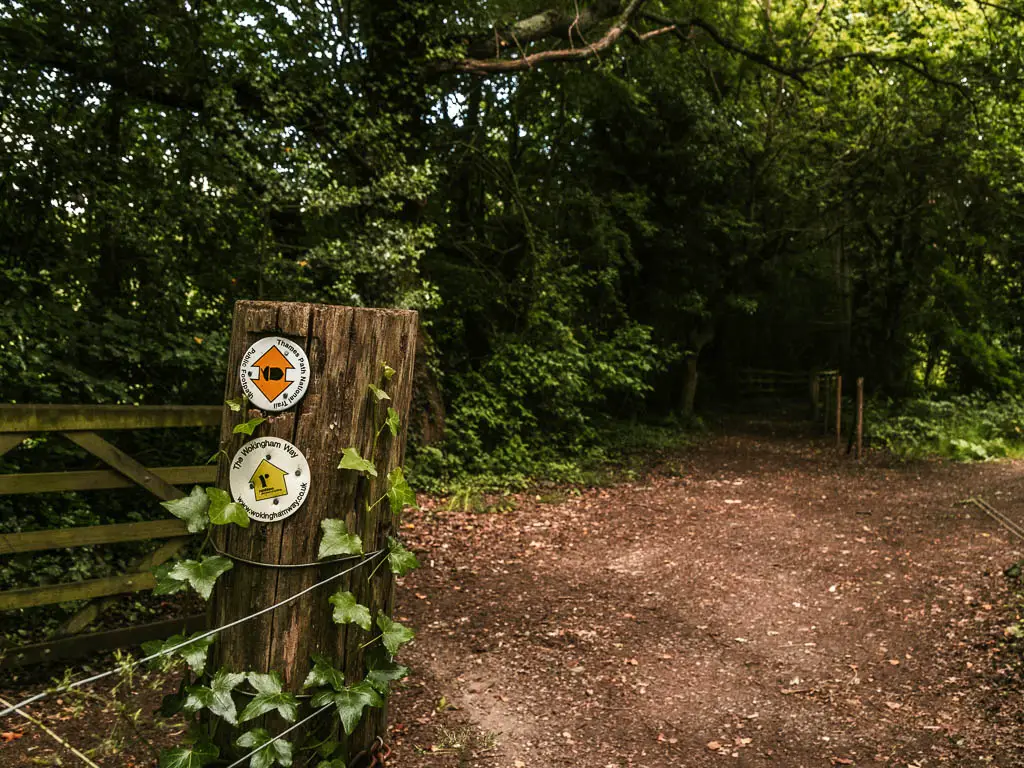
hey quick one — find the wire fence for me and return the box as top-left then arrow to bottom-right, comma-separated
0,549 -> 386,766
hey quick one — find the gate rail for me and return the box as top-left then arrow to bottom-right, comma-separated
0,405 -> 221,660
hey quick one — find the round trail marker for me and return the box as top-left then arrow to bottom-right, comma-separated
239,336 -> 310,412
229,437 -> 310,523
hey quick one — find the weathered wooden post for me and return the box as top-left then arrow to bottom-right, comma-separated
835,374 -> 843,449
209,301 -> 417,761
856,376 -> 864,459
810,372 -> 820,424
823,375 -> 831,434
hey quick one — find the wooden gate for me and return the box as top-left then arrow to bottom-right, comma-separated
0,405 -> 220,666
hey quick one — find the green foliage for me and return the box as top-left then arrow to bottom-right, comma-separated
161,487 -> 211,534
328,590 -> 372,630
376,612 -> 415,655
386,536 -> 420,577
317,519 -> 364,559
142,632 -> 216,675
385,407 -> 401,437
158,741 -> 219,768
869,396 -> 1024,461
233,417 -> 268,436
153,562 -> 190,597
304,656 -> 385,736
206,487 -> 250,528
385,467 -> 416,516
338,448 -> 377,477
239,672 -> 300,724
165,556 -> 234,600
183,669 -> 246,725
367,384 -> 391,403
310,681 -> 384,736
9,0 -> 1024,760
302,655 -> 347,693
364,646 -> 410,695
236,728 -> 293,768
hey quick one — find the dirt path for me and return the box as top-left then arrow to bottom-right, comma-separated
390,421 -> 1024,767
3,421 -> 1023,767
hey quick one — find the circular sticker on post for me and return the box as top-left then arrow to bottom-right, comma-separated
229,437 -> 311,523
239,336 -> 310,412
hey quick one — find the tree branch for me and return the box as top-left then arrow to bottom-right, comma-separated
443,0 -> 649,75
461,0 -> 625,59
641,12 -> 809,85
974,0 -> 1024,21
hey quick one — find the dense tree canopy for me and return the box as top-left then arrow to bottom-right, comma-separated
2,0 -> 1023,473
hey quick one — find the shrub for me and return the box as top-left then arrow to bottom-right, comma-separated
868,395 -> 1024,461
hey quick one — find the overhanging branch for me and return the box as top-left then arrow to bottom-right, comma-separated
462,0 -> 625,59
641,12 -> 808,85
442,0 -> 648,75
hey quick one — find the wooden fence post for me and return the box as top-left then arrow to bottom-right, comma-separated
823,375 -> 831,433
209,301 -> 417,760
835,374 -> 843,449
810,373 -> 820,423
856,377 -> 864,459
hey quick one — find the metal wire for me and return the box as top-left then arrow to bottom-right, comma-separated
0,549 -> 384,719
211,540 -> 368,569
225,704 -> 333,768
967,497 -> 1024,541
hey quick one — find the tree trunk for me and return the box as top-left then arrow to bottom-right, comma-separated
680,323 -> 714,419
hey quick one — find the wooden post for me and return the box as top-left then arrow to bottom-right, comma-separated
810,373 -> 820,424
856,377 -> 864,459
823,375 -> 831,433
835,374 -> 843,449
210,301 -> 417,760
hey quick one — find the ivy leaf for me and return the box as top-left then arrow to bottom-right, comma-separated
318,519 -> 363,559
184,669 -> 246,724
225,397 -> 246,412
377,612 -> 415,655
233,416 -> 267,436
302,654 -> 346,692
158,741 -> 219,768
315,760 -> 346,768
385,407 -> 400,437
142,632 -> 216,675
316,739 -> 341,759
364,646 -> 410,695
236,728 -> 293,768
161,486 -> 210,533
169,555 -> 233,600
386,537 -> 419,577
311,681 -> 382,735
239,672 -> 299,724
328,590 -> 371,630
153,562 -> 189,596
381,362 -> 396,380
158,678 -> 188,717
206,487 -> 250,528
337,447 -> 377,477
367,383 -> 391,402
385,468 -> 416,516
